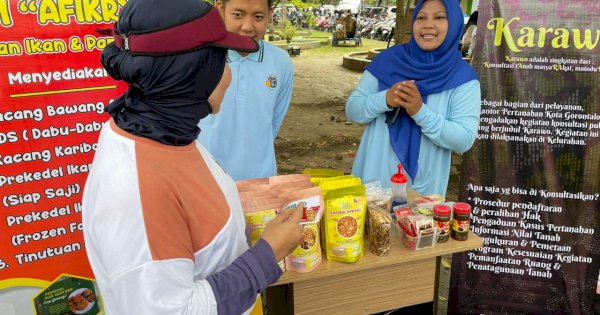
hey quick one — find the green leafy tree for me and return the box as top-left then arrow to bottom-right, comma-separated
279,20 -> 297,43
288,0 -> 310,9
305,11 -> 317,33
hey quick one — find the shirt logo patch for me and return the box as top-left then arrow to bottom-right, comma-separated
265,74 -> 277,90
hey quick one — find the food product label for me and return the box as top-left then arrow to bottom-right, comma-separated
285,222 -> 321,272
451,219 -> 470,233
244,209 -> 278,245
324,195 -> 366,263
435,219 -> 451,237
284,195 -> 322,224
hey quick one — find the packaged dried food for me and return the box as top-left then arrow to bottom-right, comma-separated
284,222 -> 322,273
323,185 -> 366,263
302,168 -> 345,184
239,189 -> 281,203
269,173 -> 311,185
279,187 -> 324,225
310,174 -> 354,185
367,205 -> 391,256
280,187 -> 324,272
271,181 -> 314,193
242,198 -> 281,245
235,177 -> 269,189
242,198 -> 285,270
319,177 -> 361,192
237,183 -> 271,192
302,168 -> 345,178
365,181 -> 392,213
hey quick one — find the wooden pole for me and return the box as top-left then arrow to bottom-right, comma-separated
394,0 -> 409,45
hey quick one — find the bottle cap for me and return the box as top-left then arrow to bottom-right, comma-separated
433,204 -> 451,216
454,202 -> 471,214
390,163 -> 408,184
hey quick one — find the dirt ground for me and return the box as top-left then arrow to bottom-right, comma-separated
274,50 -> 460,198
275,51 -> 364,175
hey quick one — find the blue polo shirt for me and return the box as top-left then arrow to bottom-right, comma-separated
198,41 -> 294,180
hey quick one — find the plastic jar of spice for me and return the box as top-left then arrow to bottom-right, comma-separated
433,204 -> 451,242
451,202 -> 471,241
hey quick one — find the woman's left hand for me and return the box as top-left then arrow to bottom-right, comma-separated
393,80 -> 423,116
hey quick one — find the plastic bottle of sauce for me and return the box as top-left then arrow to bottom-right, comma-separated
390,163 -> 408,213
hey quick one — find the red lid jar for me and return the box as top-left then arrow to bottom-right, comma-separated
451,202 -> 471,241
433,204 -> 451,242
433,204 -> 451,216
453,202 -> 471,215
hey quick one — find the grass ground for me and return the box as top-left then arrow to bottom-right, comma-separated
299,30 -> 392,56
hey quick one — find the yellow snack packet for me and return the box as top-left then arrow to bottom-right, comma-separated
242,198 -> 285,271
323,185 -> 366,263
318,177 -> 361,192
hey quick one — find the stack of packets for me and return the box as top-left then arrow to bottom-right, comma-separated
394,194 -> 445,250
238,174 -> 324,273
364,181 -> 393,256
239,168 -> 369,272
304,169 -> 367,263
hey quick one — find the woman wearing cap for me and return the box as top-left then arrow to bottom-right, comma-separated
82,0 -> 303,314
345,0 -> 481,197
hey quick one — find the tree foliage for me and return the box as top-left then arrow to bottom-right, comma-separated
279,20 -> 297,42
305,11 -> 317,33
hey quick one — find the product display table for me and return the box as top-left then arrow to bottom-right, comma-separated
266,232 -> 483,315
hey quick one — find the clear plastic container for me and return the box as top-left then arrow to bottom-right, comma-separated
400,229 -> 440,250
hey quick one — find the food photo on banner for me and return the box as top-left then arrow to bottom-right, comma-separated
0,1 -> 126,314
449,0 -> 600,314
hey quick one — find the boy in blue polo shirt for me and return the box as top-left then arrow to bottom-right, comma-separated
198,0 -> 294,180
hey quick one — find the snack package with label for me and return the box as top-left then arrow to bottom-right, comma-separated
317,175 -> 361,250
242,198 -> 281,244
239,189 -> 281,203
284,222 -> 322,273
323,185 -> 366,263
242,198 -> 285,270
310,174 -> 354,186
303,168 -> 345,185
271,181 -> 314,193
279,187 -> 324,225
319,177 -> 362,192
237,183 -> 271,192
280,187 -> 324,272
236,177 -> 269,189
269,173 -> 311,185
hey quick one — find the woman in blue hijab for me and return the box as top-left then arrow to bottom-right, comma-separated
345,0 -> 481,197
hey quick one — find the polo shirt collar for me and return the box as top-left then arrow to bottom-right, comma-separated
227,40 -> 264,63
